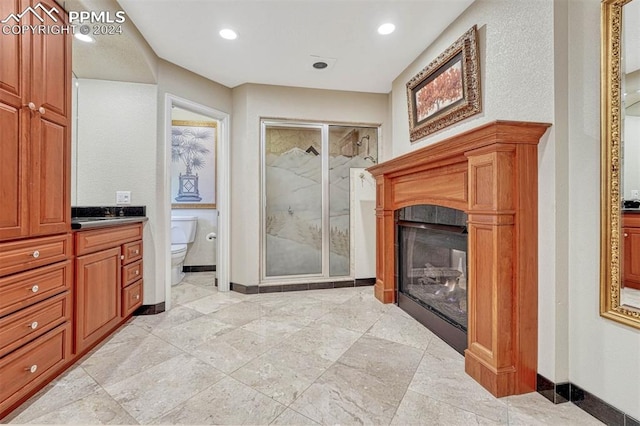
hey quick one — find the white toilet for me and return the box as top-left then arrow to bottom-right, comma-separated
171,216 -> 198,286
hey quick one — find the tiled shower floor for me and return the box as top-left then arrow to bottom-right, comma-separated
5,272 -> 603,425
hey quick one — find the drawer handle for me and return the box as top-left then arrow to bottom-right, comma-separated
135,270 -> 139,275
29,321 -> 38,330
28,365 -> 38,373
134,249 -> 139,255
32,250 -> 40,258
31,285 -> 39,293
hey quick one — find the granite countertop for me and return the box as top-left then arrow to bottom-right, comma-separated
71,205 -> 147,229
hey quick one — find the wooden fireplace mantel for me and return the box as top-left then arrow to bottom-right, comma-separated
367,120 -> 551,397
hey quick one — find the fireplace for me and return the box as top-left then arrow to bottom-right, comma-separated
397,205 -> 468,354
367,120 -> 550,397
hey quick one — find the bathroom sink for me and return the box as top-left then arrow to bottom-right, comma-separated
71,216 -> 148,230
73,217 -> 122,221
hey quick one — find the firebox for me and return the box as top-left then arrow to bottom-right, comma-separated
397,205 -> 468,354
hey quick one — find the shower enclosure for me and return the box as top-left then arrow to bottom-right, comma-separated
261,121 -> 378,280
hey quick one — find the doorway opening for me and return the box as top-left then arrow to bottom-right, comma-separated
164,95 -> 230,310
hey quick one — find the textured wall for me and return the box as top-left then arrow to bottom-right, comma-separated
74,78 -> 158,304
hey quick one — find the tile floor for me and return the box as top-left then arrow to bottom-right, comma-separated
5,272 -> 603,425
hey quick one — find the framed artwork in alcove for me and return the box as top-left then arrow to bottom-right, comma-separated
171,120 -> 217,209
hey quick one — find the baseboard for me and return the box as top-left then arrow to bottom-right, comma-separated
182,265 -> 216,272
134,302 -> 166,315
230,282 -> 259,294
230,278 -> 376,295
537,374 -> 638,426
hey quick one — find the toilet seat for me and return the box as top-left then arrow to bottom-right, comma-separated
171,244 -> 187,255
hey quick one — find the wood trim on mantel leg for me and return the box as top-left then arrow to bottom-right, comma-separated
367,120 -> 551,398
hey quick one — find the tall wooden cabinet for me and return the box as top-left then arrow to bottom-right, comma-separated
623,214 -> 640,291
0,0 -> 71,240
0,0 -> 72,417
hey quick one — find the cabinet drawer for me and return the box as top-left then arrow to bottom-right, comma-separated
0,234 -> 71,277
122,241 -> 142,264
122,260 -> 142,287
0,261 -> 71,317
122,280 -> 143,318
0,323 -> 71,413
75,224 -> 142,256
0,292 -> 70,357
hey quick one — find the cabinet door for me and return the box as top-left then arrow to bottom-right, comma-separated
0,0 -> 30,240
29,0 -> 71,236
623,227 -> 640,290
75,247 -> 122,353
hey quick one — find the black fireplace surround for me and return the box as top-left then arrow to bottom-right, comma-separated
396,205 -> 468,354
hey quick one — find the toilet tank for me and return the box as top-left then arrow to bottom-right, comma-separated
170,216 -> 198,244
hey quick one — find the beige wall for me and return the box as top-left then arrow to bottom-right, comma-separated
567,0 -> 640,418
230,84 -> 388,286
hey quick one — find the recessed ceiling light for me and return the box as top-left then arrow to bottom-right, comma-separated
219,29 -> 238,40
377,23 -> 395,35
74,33 -> 95,43
313,61 -> 328,69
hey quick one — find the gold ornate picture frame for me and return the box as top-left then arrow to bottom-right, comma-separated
600,0 -> 640,328
406,25 -> 481,142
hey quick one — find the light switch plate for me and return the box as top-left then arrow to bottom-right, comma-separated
116,191 -> 131,205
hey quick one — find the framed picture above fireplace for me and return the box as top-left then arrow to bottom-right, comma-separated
406,25 -> 481,142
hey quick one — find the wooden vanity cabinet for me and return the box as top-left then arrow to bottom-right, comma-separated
74,223 -> 143,354
623,214 -> 640,290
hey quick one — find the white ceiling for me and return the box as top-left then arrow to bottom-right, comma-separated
116,0 -> 475,93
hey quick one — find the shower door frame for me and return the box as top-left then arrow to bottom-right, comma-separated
260,119 -> 380,284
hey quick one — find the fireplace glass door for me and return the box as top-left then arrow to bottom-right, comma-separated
397,205 -> 468,353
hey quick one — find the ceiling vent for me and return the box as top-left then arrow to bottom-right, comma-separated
308,55 -> 336,71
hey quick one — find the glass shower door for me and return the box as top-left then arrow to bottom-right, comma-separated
264,124 -> 323,277
262,121 -> 378,280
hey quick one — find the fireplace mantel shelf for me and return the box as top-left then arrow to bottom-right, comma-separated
368,120 -> 551,398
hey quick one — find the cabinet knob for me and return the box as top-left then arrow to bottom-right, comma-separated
624,233 -> 628,237
32,250 -> 40,258
120,255 -> 125,260
135,270 -> 139,275
29,321 -> 38,330
28,365 -> 38,373
38,106 -> 46,114
27,102 -> 36,110
135,249 -> 139,255
31,285 -> 39,293
135,295 -> 140,300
